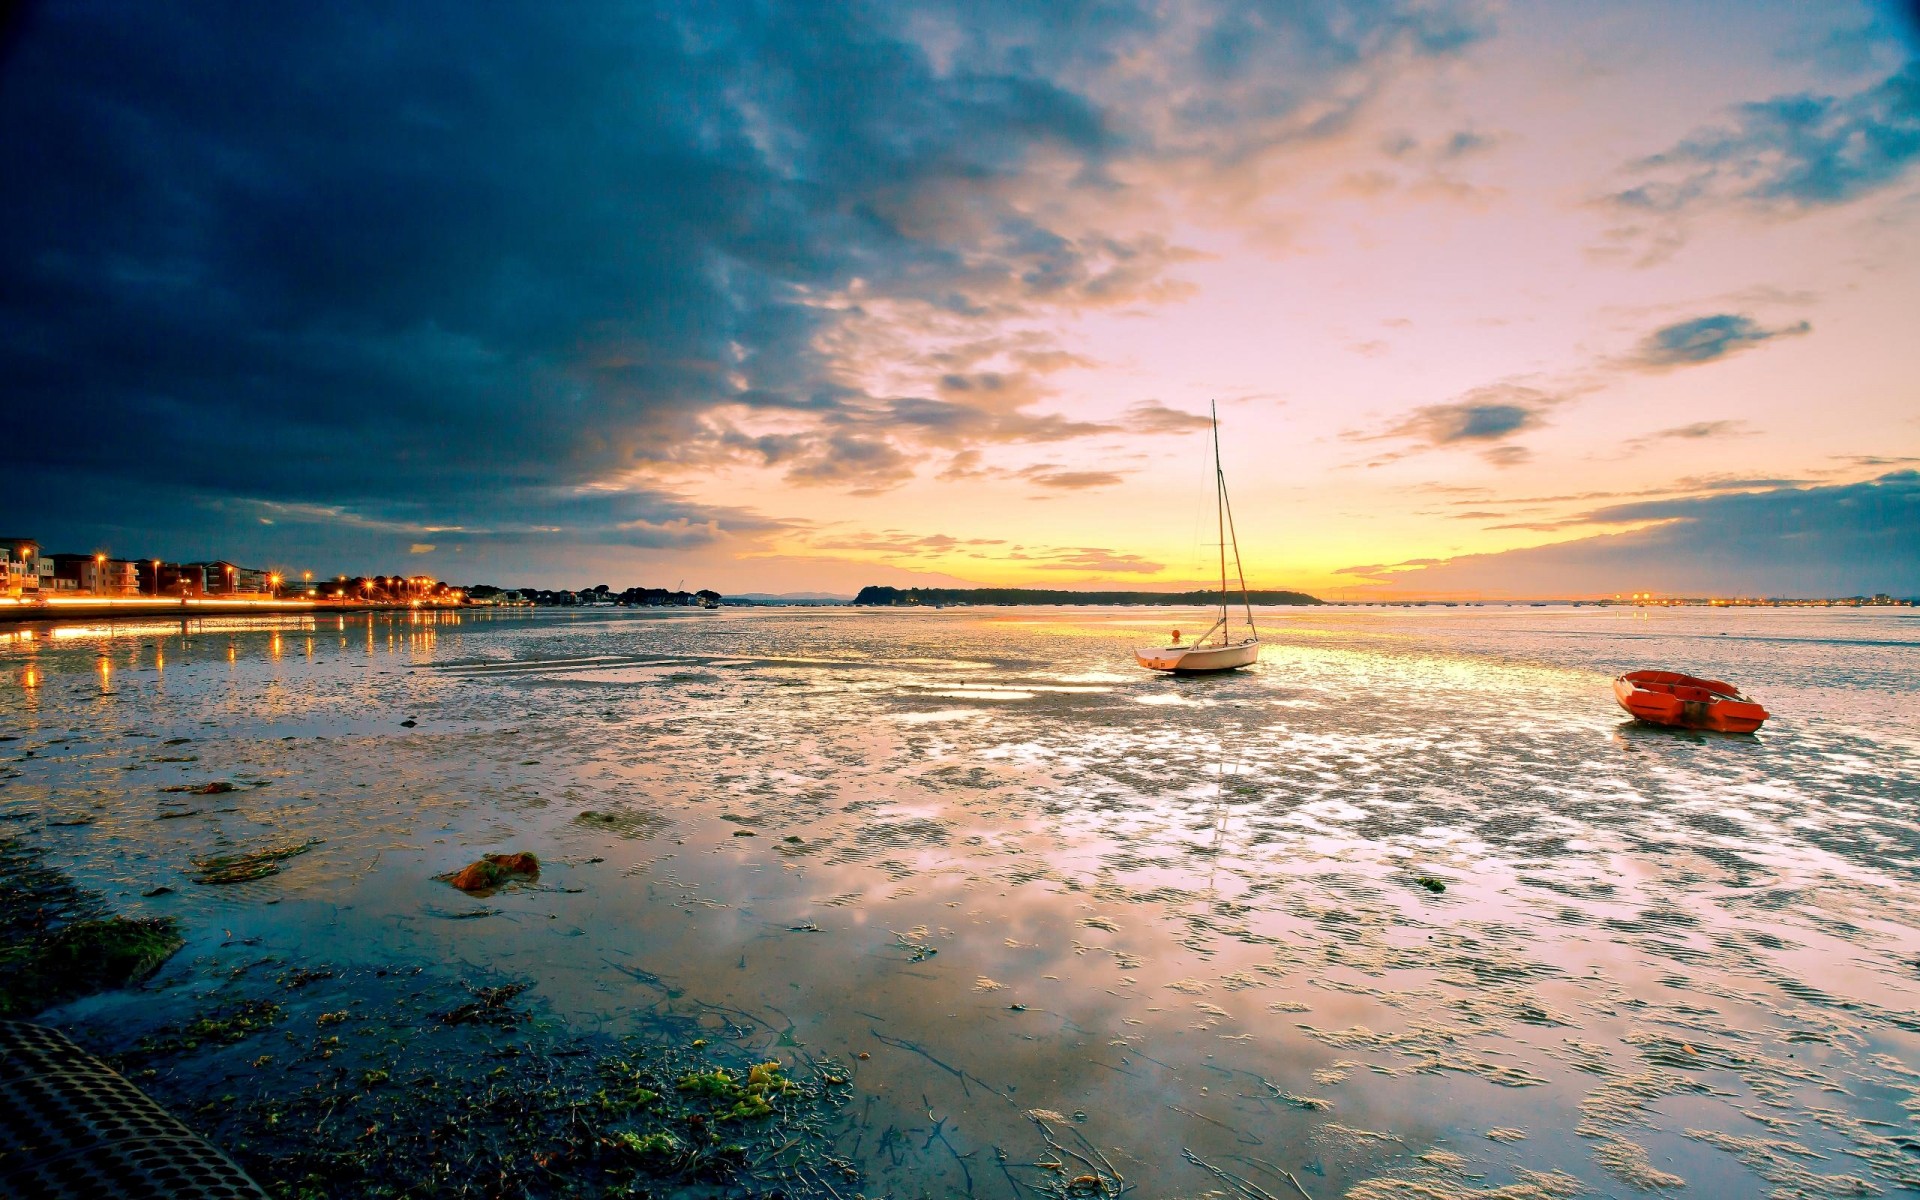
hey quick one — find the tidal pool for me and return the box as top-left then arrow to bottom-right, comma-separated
3,605 -> 1918,1197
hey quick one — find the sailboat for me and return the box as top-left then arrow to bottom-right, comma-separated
1134,402 -> 1260,673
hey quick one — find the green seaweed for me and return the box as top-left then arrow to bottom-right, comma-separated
139,999 -> 286,1053
0,836 -> 183,1017
129,969 -> 857,1198
0,915 -> 184,1017
192,840 -> 315,885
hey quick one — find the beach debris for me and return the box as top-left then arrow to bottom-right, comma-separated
731,829 -> 756,837
161,780 -> 236,794
892,926 -> 938,961
439,851 -> 540,893
1414,875 -> 1447,894
191,840 -> 315,885
399,719 -> 417,727
1264,1079 -> 1334,1110
437,981 -> 533,1026
573,808 -> 670,839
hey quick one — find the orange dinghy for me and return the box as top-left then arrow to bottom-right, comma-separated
1613,669 -> 1769,733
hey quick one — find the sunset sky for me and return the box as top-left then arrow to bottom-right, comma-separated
4,1 -> 1917,597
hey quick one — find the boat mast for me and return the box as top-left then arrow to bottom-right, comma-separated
1213,401 -> 1227,643
1212,400 -> 1258,643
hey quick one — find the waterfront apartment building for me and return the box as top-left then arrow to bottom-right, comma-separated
0,538 -> 54,595
50,554 -> 142,595
190,561 -> 274,595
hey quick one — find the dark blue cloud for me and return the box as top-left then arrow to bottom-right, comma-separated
1362,472 -> 1920,597
1352,384 -> 1558,468
0,0 -> 1488,568
1608,61 -> 1920,217
1626,314 -> 1811,369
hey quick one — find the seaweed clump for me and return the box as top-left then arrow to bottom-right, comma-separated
0,835 -> 183,1017
136,966 -> 860,1199
137,1000 -> 285,1054
192,840 -> 315,885
440,851 -> 540,893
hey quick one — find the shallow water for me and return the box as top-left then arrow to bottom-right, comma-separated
4,604 -> 1919,1197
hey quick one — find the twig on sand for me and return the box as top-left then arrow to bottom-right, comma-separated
1182,1148 -> 1284,1200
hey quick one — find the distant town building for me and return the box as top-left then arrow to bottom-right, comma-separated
156,563 -> 208,597
49,554 -> 141,595
0,538 -> 53,595
192,561 -> 241,595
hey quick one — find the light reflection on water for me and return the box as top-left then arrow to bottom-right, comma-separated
2,604 -> 1918,1197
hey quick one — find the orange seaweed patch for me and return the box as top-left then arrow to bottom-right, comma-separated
440,852 -> 541,893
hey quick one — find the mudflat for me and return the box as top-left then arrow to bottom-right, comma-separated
2,604 -> 1916,1198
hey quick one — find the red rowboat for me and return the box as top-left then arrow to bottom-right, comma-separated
1613,670 -> 1769,733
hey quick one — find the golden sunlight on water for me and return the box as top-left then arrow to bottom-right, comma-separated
2,605 -> 1917,1197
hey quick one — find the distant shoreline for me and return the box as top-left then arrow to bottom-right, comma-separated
851,586 -> 1323,606
0,598 -> 456,626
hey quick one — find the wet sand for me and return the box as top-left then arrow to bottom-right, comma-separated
3,605 -> 1917,1197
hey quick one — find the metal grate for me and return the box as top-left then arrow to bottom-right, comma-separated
0,1020 -> 269,1199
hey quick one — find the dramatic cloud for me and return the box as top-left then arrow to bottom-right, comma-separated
0,0 -> 1490,569
1355,472 -> 1920,596
1598,60 -> 1920,260
1622,63 -> 1920,211
1351,384 -> 1557,467
1623,314 -> 1811,370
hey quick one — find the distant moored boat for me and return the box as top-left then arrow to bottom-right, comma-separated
1613,669 -> 1769,733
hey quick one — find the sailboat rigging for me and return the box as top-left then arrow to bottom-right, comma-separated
1134,401 -> 1261,673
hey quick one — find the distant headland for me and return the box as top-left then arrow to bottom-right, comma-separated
852,586 -> 1323,607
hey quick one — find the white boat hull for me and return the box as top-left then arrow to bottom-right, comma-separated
1135,638 -> 1260,673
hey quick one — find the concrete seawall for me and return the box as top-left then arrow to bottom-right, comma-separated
0,598 -> 456,625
